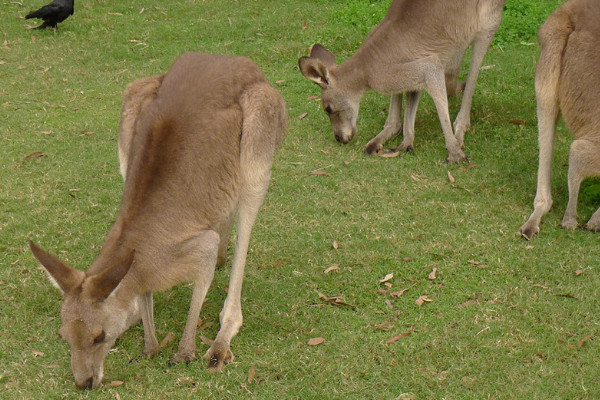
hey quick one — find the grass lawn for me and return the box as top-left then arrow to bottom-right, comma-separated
1,0 -> 598,399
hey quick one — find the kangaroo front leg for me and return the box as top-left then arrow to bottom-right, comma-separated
425,67 -> 466,163
365,93 -> 403,155
170,230 -> 220,364
140,292 -> 160,356
453,30 -> 496,147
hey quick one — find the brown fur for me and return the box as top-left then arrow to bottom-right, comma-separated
30,52 -> 287,389
520,0 -> 600,239
299,0 -> 505,162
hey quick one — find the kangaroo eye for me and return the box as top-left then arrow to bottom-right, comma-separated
324,105 -> 333,115
93,331 -> 106,344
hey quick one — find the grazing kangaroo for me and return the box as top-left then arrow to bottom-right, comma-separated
520,0 -> 600,240
298,0 -> 505,162
29,52 -> 287,389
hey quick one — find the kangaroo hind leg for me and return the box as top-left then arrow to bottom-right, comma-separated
204,83 -> 287,371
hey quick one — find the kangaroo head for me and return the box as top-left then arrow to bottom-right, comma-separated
29,241 -> 135,389
299,44 -> 362,144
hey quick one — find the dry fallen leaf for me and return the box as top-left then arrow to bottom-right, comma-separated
481,64 -> 495,70
159,332 -> 175,349
139,7 -> 145,14
577,334 -> 593,348
106,380 -> 124,387
307,95 -> 319,100
307,337 -> 325,346
276,80 -> 285,85
46,364 -> 60,369
447,170 -> 455,183
390,288 -> 408,298
385,299 -> 393,310
32,350 -> 44,357
415,295 -> 432,306
385,331 -> 411,344
299,112 -> 308,119
324,265 -> 339,274
374,323 -> 395,331
332,240 -> 338,249
379,150 -> 400,158
311,170 -> 330,176
199,336 -> 213,345
24,151 -> 46,161
575,269 -> 584,276
428,267 -> 437,280
247,365 -> 256,384
318,292 -> 351,307
302,21 -> 307,31
379,272 -> 394,283
458,298 -> 479,308
509,119 -> 526,126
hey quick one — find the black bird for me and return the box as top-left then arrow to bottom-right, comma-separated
25,0 -> 74,30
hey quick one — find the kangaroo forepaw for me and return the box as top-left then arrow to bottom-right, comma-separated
365,140 -> 383,155
169,351 -> 196,364
203,343 -> 234,372
519,225 -> 538,241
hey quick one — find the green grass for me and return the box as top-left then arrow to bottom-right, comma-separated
2,0 -> 598,399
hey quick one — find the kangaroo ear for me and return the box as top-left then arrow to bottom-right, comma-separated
85,249 -> 135,301
30,240 -> 85,295
298,56 -> 331,89
309,44 -> 336,68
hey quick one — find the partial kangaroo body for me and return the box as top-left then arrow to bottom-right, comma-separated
30,52 -> 287,389
520,0 -> 600,239
299,0 -> 505,162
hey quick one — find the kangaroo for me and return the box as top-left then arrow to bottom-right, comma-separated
29,52 -> 287,389
298,0 -> 505,162
520,0 -> 600,240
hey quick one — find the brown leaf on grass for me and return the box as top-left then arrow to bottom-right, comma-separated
447,170 -> 455,183
379,272 -> 393,283
385,331 -> 411,344
46,364 -> 60,369
32,349 -> 44,357
415,295 -> 432,306
311,170 -> 330,176
80,130 -> 94,136
31,35 -> 36,43
390,289 -> 408,298
115,393 -> 122,400
403,257 -> 413,262
108,12 -> 123,16
307,337 -> 324,346
301,21 -> 307,31
374,323 -> 395,331
106,380 -> 124,387
197,321 -> 214,331
385,299 -> 393,310
24,152 -> 46,161
458,298 -> 480,308
428,267 -> 437,280
299,112 -> 308,119
332,240 -> 338,249
575,269 -> 584,276
509,119 -> 526,126
318,292 -> 351,307
247,365 -> 256,384
199,336 -> 214,345
275,80 -> 286,85
577,334 -> 593,348
378,149 -> 400,158
376,289 -> 388,295
307,95 -> 319,100
324,265 -> 339,274
139,7 -> 145,14
159,332 -> 175,349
